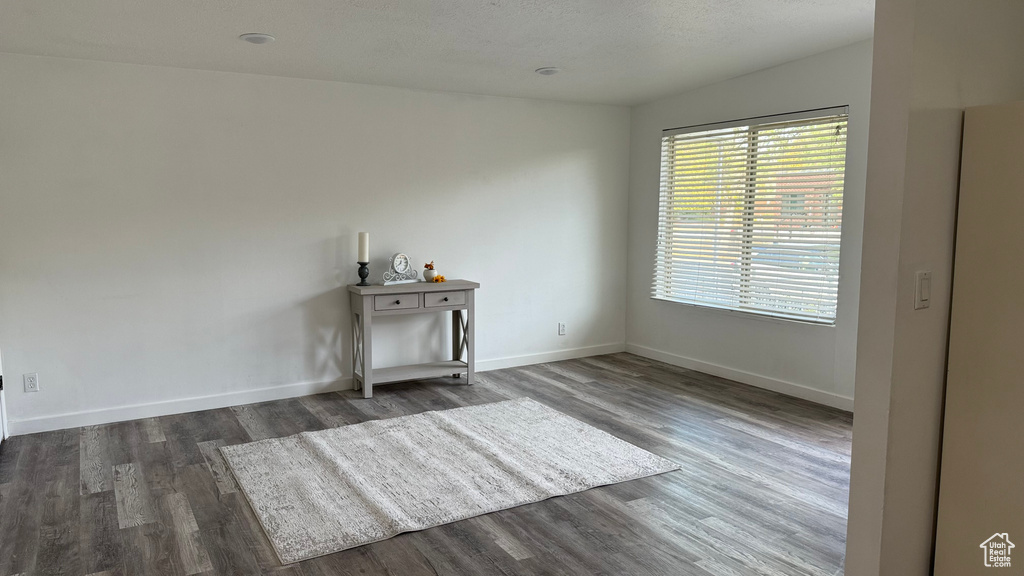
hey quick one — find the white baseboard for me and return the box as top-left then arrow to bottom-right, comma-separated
9,377 -> 353,436
8,342 -> 849,434
476,343 -> 626,372
8,342 -> 627,436
625,343 -> 854,412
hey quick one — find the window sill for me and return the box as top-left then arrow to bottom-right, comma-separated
650,295 -> 837,327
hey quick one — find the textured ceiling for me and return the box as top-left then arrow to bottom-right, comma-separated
0,0 -> 875,105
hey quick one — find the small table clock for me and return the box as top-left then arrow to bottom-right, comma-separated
383,252 -> 420,285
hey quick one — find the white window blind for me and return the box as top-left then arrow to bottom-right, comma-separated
652,108 -> 848,324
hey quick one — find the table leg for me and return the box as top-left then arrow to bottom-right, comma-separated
452,309 -> 463,377
361,297 -> 373,398
466,291 -> 475,385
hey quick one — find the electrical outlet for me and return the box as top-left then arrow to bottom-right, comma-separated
24,372 -> 39,393
557,323 -> 567,336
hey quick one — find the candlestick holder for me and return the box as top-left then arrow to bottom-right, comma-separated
357,262 -> 370,286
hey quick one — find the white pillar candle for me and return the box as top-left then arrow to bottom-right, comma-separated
357,232 -> 369,262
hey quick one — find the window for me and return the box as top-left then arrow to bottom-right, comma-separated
652,108 -> 848,324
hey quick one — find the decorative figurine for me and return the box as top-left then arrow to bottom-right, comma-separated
423,261 -> 437,281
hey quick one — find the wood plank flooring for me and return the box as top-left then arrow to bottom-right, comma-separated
0,353 -> 852,576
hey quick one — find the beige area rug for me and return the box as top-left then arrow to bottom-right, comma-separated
221,397 -> 679,564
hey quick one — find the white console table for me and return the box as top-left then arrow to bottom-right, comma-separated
348,280 -> 478,398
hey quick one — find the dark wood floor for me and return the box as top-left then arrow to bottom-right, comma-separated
0,353 -> 852,576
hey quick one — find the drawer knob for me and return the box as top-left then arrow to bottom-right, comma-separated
443,297 -> 449,302
395,300 -> 401,305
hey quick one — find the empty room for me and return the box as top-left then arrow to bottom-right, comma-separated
2,1 -> 1024,575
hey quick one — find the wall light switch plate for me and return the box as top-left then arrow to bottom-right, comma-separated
914,271 -> 932,310
24,372 -> 39,392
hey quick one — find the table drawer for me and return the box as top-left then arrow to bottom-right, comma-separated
424,290 -> 466,308
374,294 -> 419,311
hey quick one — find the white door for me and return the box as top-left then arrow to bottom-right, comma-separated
933,101 -> 1024,575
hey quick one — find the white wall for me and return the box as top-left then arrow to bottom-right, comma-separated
845,1 -> 1024,574
0,53 -> 631,434
624,41 -> 873,411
